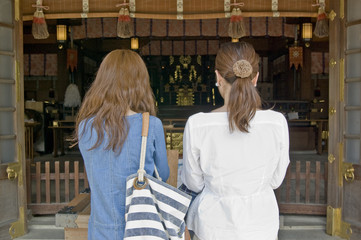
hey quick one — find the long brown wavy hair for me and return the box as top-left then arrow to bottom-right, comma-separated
215,42 -> 261,133
74,49 -> 156,153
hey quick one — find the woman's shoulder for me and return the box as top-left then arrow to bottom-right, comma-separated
149,115 -> 163,127
258,109 -> 284,117
256,110 -> 287,125
79,117 -> 94,130
188,112 -> 213,122
186,112 -> 227,128
188,112 -> 206,120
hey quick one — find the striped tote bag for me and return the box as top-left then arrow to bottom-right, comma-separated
124,113 -> 192,240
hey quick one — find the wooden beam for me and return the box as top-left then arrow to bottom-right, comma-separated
28,203 -> 68,215
23,44 -> 59,54
23,11 -> 319,21
279,203 -> 327,215
23,33 -> 57,44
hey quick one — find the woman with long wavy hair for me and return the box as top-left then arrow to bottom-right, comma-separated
181,42 -> 289,240
75,49 -> 169,240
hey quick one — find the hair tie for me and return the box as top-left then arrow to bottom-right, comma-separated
233,60 -> 253,78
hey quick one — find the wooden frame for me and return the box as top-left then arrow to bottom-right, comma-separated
276,160 -> 328,215
26,160 -> 88,215
21,0 -> 329,20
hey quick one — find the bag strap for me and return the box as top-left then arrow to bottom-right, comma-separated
141,112 -> 150,137
138,112 -> 149,182
137,112 -> 161,182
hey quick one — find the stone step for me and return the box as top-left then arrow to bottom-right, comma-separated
13,229 -> 64,240
14,216 -> 64,240
279,229 -> 344,240
15,214 -> 344,240
280,214 -> 326,229
278,215 -> 343,240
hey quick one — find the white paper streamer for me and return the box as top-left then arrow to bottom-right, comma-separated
272,0 -> 280,17
81,0 -> 89,18
177,0 -> 183,20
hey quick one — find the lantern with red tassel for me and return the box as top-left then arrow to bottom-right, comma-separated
117,3 -> 133,38
32,0 -> 49,39
228,7 -> 246,39
313,1 -> 328,38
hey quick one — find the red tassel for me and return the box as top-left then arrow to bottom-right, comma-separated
118,15 -> 131,22
230,15 -> 243,23
317,13 -> 327,20
33,17 -> 45,24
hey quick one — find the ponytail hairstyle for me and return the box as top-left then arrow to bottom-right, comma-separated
215,42 -> 261,133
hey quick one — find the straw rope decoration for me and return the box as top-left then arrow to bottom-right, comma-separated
313,0 -> 328,38
228,0 -> 246,39
32,0 -> 49,39
117,0 -> 133,38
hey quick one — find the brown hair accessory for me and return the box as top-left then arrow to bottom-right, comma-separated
232,59 -> 253,78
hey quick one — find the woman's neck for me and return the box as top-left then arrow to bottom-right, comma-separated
126,109 -> 137,116
213,85 -> 231,112
221,86 -> 231,111
212,105 -> 227,112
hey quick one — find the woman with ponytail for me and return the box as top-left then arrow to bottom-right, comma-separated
181,42 -> 289,240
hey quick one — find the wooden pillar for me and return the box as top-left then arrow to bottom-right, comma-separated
76,49 -> 83,97
56,48 -> 68,102
301,46 -> 313,100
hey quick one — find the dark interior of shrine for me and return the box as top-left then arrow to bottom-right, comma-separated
23,17 -> 329,153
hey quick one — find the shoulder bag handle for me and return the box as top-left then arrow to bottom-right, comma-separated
137,112 -> 161,182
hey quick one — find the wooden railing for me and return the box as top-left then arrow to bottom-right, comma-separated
276,160 -> 328,215
162,119 -> 186,155
26,160 -> 88,215
26,150 -> 179,215
27,158 -> 327,215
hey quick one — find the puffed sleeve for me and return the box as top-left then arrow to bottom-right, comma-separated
153,118 -> 170,182
181,117 -> 204,193
270,115 -> 290,189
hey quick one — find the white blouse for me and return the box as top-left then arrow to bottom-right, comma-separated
181,110 -> 290,240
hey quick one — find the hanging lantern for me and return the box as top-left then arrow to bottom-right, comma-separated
32,0 -> 49,39
302,23 -> 313,41
56,25 -> 67,42
131,37 -> 139,50
228,7 -> 246,39
117,6 -> 133,38
314,2 -> 329,38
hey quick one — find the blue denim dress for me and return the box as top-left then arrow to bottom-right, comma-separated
78,113 -> 170,240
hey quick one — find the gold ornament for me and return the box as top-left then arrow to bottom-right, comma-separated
189,65 -> 197,82
197,55 -> 202,65
169,56 -> 174,65
179,55 -> 191,69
